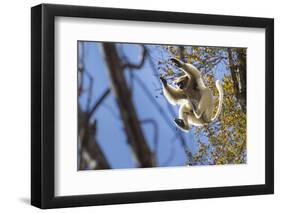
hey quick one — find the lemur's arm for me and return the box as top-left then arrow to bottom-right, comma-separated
171,58 -> 200,77
170,58 -> 206,89
160,76 -> 185,105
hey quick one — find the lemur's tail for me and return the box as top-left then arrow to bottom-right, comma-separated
211,80 -> 224,121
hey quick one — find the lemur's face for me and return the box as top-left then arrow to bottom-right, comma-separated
174,75 -> 189,90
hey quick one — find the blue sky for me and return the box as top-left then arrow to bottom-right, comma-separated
78,42 -> 227,169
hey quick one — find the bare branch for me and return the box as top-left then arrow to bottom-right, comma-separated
161,145 -> 176,166
133,74 -> 190,155
141,119 -> 159,154
85,72 -> 94,111
145,54 -> 191,152
122,45 -> 147,69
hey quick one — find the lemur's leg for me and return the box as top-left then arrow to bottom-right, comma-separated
193,89 -> 213,122
174,104 -> 190,132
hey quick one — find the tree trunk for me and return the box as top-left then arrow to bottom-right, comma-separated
102,43 -> 155,168
227,48 -> 246,113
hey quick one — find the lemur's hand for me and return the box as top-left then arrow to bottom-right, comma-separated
160,76 -> 167,85
170,58 -> 183,68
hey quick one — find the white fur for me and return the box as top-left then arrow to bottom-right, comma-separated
160,60 -> 224,131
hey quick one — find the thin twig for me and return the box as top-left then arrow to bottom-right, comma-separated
140,119 -> 159,154
122,46 -> 147,69
87,88 -> 111,122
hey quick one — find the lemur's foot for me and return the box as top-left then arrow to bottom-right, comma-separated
174,118 -> 189,132
170,58 -> 183,68
174,118 -> 184,128
159,76 -> 167,85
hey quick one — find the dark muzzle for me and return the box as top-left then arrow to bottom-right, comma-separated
177,81 -> 185,89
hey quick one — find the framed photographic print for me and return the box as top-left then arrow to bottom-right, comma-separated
31,3 -> 274,209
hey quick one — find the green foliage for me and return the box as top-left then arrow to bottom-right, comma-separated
162,45 -> 247,165
195,74 -> 246,165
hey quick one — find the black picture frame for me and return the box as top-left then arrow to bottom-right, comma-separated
31,3 -> 274,209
